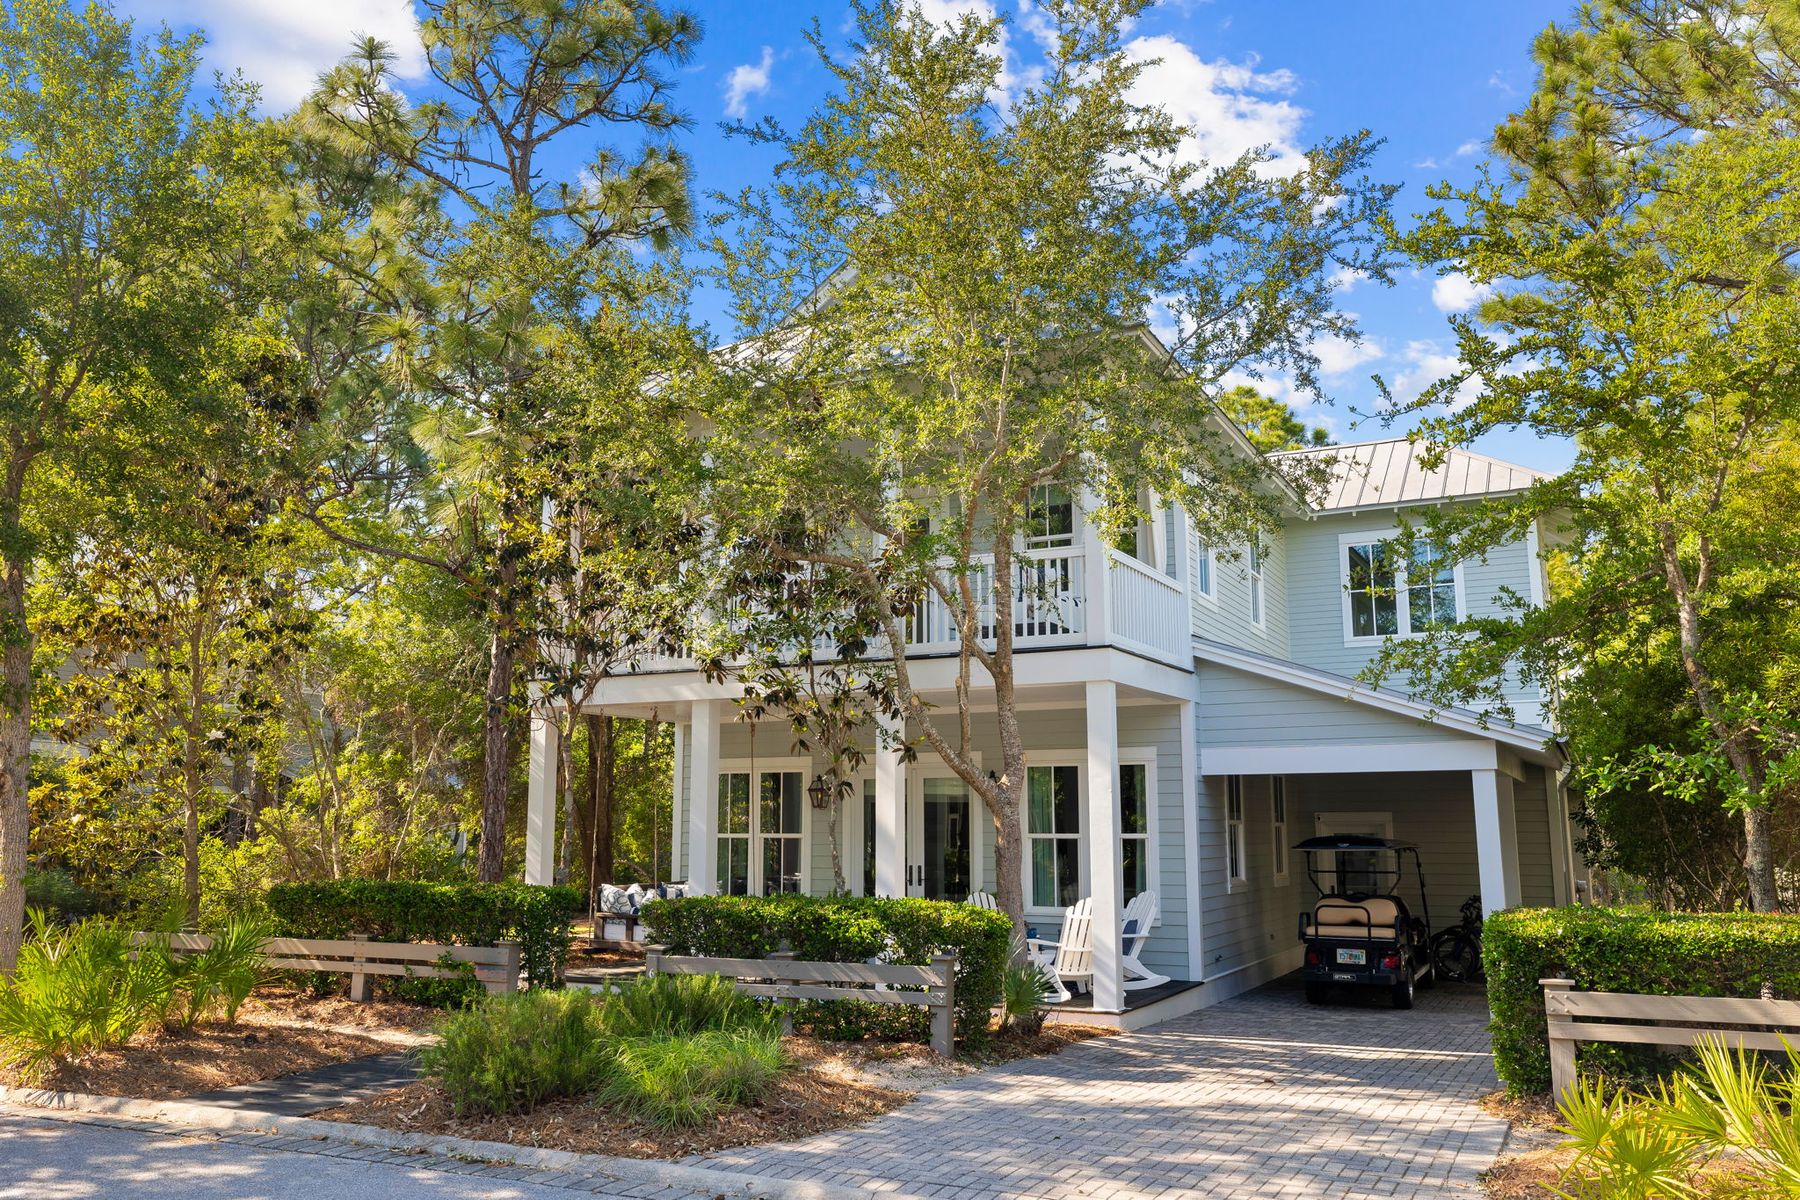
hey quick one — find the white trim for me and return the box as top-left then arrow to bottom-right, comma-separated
1022,751 -> 1086,918
1224,775 -> 1248,893
1191,636 -> 1563,761
1270,776 -> 1291,887
1336,528 -> 1466,648
524,714 -> 559,886
1525,519 -> 1548,609
1086,679 -> 1124,1014
1247,542 -> 1266,631
1179,700 -> 1203,977
715,756 -> 813,897
1472,769 -> 1523,913
1203,739 -> 1503,776
1119,745 -> 1161,913
1191,534 -> 1218,603
670,722 -> 687,884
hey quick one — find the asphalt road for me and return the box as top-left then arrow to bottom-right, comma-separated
0,1110 -> 658,1200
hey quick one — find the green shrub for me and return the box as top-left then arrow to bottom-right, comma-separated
389,953 -> 485,1009
1000,960 -> 1055,1037
1484,906 -> 1800,1093
23,868 -> 103,921
266,880 -> 582,995
170,915 -> 271,1026
597,1029 -> 785,1127
640,894 -> 1011,1044
0,911 -> 174,1078
598,972 -> 774,1039
419,990 -> 609,1116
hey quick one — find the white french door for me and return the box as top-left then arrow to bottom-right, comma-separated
907,776 -> 974,901
716,768 -> 805,896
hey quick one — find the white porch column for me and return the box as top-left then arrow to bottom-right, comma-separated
1472,768 -> 1523,914
1178,698 -> 1203,977
670,722 -> 688,884
1078,486 -> 1112,647
875,713 -> 906,897
1086,680 -> 1123,1013
687,700 -> 722,895
524,713 -> 559,885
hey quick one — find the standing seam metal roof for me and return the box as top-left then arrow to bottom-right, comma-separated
1271,438 -> 1549,512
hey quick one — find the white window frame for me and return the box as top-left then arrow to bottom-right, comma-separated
1337,529 -> 1467,647
1025,483 -> 1076,550
1119,748 -> 1161,910
1271,776 -> 1290,887
1192,535 -> 1217,603
1022,754 -> 1086,917
1225,775 -> 1248,892
1247,542 -> 1266,630
716,757 -> 812,896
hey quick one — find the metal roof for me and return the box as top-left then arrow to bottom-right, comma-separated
1272,438 -> 1549,513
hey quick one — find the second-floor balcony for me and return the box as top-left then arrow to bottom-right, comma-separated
629,540 -> 1192,677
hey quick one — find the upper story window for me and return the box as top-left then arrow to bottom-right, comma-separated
1340,532 -> 1462,643
1247,542 -> 1266,629
1027,763 -> 1082,909
1194,537 -> 1216,600
1025,484 -> 1075,549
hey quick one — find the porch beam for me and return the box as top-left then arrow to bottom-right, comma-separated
875,713 -> 906,897
523,713 -> 559,886
1472,768 -> 1523,914
687,700 -> 722,895
1086,680 -> 1124,1014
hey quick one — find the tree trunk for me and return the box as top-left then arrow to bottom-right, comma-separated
1745,804 -> 1779,913
588,713 -> 614,888
0,557 -> 32,974
477,618 -> 514,883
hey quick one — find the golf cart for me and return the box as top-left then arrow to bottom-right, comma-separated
1294,834 -> 1435,1009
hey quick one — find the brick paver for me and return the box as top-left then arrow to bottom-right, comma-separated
692,977 -> 1511,1199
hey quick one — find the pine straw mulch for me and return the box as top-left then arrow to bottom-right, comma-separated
316,1024 -> 1118,1160
0,986 -> 435,1101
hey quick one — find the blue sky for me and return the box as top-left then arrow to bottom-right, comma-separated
117,0 -> 1577,473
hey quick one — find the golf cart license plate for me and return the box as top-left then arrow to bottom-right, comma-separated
1336,948 -> 1367,966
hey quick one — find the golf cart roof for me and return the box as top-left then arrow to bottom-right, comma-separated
1294,834 -> 1418,852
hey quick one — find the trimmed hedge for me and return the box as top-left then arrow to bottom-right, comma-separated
639,894 -> 1011,1043
267,881 -> 584,993
1485,906 -> 1800,1093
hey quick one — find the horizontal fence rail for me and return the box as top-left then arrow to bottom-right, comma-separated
1541,977 -> 1800,1096
131,931 -> 522,1000
645,945 -> 958,1056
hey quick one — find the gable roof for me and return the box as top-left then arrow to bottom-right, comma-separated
1272,438 -> 1548,514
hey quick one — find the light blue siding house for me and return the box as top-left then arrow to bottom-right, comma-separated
521,435 -> 1576,1028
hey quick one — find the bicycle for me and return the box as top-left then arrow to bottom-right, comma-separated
1429,895 -> 1485,983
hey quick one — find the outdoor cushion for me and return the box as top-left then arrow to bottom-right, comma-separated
623,883 -> 644,911
1313,898 -> 1400,927
600,883 -> 634,914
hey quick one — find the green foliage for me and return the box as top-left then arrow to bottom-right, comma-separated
266,880 -> 583,994
170,914 -> 272,1027
598,972 -> 775,1040
0,912 -> 174,1079
419,989 -> 611,1117
1554,1038 -> 1800,1199
597,1029 -> 785,1128
1000,957 -> 1055,1038
1213,385 -> 1332,454
1484,907 -> 1800,1094
640,894 -> 1010,1043
21,868 -> 102,922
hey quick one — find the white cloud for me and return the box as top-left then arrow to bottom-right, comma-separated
1123,36 -> 1307,176
723,46 -> 774,119
123,0 -> 425,111
1327,266 -> 1362,294
1389,339 -> 1481,412
1312,329 -> 1383,377
1431,271 -> 1494,314
1455,139 -> 1484,158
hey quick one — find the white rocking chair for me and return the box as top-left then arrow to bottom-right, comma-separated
1121,891 -> 1171,991
965,891 -> 1000,910
1026,896 -> 1094,1004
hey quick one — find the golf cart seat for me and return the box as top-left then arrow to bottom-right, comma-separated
1303,896 -> 1403,939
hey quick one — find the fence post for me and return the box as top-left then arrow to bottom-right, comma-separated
768,950 -> 797,1035
348,934 -> 370,1003
1541,978 -> 1577,1099
645,944 -> 666,979
495,939 -> 523,994
931,952 -> 958,1058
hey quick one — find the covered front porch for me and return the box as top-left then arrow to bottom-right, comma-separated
523,649 -> 1204,1016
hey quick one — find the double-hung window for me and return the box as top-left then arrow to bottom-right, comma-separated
1027,764 -> 1082,909
1120,762 -> 1150,903
1271,777 -> 1290,886
1342,533 -> 1460,642
1247,543 -> 1266,629
1193,538 -> 1215,600
1225,776 -> 1247,890
1025,484 -> 1075,549
716,769 -> 804,896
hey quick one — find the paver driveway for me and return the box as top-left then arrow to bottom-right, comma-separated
693,977 -> 1512,1199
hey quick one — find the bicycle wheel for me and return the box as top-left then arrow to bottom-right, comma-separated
1432,931 -> 1480,983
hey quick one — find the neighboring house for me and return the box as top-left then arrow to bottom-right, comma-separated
521,431 -> 1579,1025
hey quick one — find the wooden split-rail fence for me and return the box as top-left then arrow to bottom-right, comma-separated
645,946 -> 959,1057
1542,977 -> 1800,1096
131,932 -> 522,1001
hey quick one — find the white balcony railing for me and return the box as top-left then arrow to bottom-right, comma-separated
904,547 -> 1086,654
1105,547 -> 1189,664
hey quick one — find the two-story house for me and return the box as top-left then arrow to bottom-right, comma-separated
520,433 -> 1577,1027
